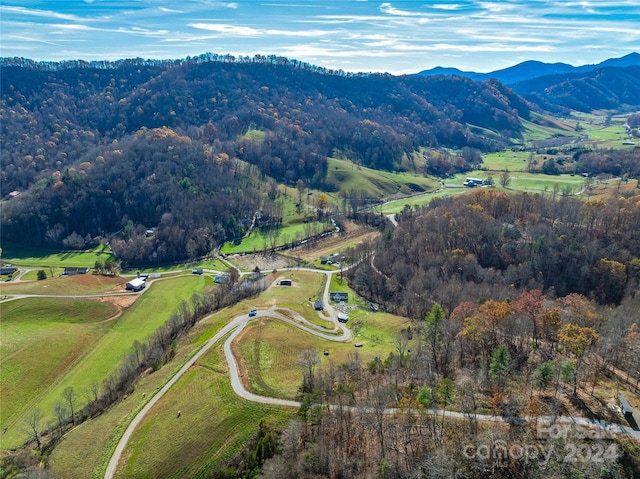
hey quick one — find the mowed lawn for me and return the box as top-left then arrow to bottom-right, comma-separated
1,243 -> 115,268
0,273 -> 127,295
0,275 -> 207,448
236,308 -> 411,400
0,298 -> 117,436
118,342 -> 293,479
48,313 -> 234,479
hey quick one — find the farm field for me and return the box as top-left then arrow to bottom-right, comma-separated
221,220 -> 333,255
0,298 -> 118,437
0,275 -> 207,448
1,273 -> 127,296
48,312 -> 235,479
117,341 -> 293,479
324,157 -> 438,200
444,171 -> 586,195
0,243 -> 115,268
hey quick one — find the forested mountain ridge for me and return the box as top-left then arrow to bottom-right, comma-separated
511,65 -> 640,113
1,55 -> 528,196
417,52 -> 640,88
417,53 -> 640,113
1,55 -> 530,262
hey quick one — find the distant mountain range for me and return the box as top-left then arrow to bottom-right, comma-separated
416,52 -> 640,85
417,53 -> 640,113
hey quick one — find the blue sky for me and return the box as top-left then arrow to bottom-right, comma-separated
1,1 -> 638,74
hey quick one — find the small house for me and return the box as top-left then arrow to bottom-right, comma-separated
126,277 -> 146,292
337,312 -> 349,323
463,178 -> 485,187
214,273 -> 229,284
330,292 -> 349,303
279,278 -> 292,286
0,266 -> 18,276
320,257 -> 328,264
314,299 -> 323,311
62,267 -> 90,276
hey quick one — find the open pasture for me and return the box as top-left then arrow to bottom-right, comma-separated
236,309 -> 410,400
502,173 -> 586,194
378,188 -> 464,214
1,243 -> 115,268
0,275 -> 206,448
325,157 -> 437,199
117,343 -> 293,479
0,298 -> 118,438
221,220 -> 331,254
0,273 -> 127,296
49,312 -> 235,479
481,151 -> 532,171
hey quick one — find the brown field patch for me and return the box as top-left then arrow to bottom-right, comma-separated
230,253 -> 298,271
293,221 -> 380,260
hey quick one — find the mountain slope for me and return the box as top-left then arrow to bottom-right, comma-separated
416,52 -> 640,84
512,65 -> 640,112
0,56 -> 531,260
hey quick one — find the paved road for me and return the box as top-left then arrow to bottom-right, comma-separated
104,268 -> 350,479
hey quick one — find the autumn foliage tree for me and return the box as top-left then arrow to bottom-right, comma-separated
558,323 -> 599,395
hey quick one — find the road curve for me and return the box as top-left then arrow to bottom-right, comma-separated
105,280 -> 351,479
104,315 -> 246,479
104,267 -> 639,478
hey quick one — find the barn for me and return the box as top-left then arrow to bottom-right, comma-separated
126,277 -> 146,292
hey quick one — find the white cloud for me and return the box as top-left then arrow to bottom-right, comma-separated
379,3 -> 423,17
0,5 -> 84,22
189,23 -> 262,36
432,4 -> 463,10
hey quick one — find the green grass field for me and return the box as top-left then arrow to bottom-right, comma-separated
255,271 -> 328,322
118,342 -> 293,479
0,298 -> 118,435
221,220 -> 332,254
0,276 -> 207,448
48,312 -> 235,479
237,318 -> 340,398
1,243 -> 115,268
482,151 -> 532,172
325,157 -> 437,199
0,274 -> 127,296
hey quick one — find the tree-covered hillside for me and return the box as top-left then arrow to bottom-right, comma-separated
1,55 -> 532,261
348,190 -> 640,316
512,65 -> 640,113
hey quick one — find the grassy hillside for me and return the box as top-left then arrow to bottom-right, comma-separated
0,298 -> 117,434
118,345 -> 293,479
0,243 -> 115,268
0,275 -> 207,448
325,157 -> 437,199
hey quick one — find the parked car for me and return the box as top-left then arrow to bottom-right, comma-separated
249,308 -> 257,317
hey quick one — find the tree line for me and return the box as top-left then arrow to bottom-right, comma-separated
347,190 -> 640,321
254,293 -> 639,478
18,270 -> 269,458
